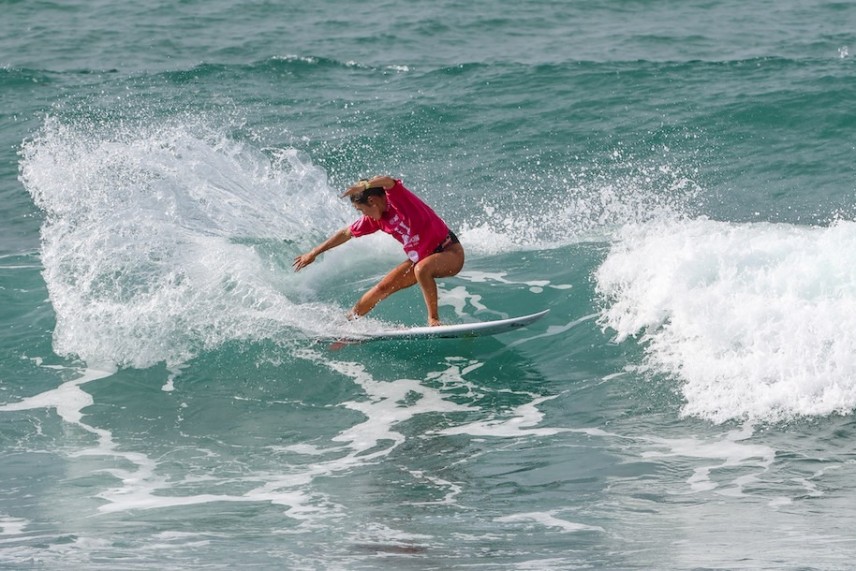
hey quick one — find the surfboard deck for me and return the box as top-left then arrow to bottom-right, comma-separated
325,309 -> 549,348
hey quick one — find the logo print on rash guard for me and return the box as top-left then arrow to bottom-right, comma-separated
388,214 -> 421,260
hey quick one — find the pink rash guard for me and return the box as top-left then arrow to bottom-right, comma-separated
349,180 -> 450,263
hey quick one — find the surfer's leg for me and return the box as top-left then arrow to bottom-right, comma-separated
414,243 -> 465,326
350,259 -> 417,318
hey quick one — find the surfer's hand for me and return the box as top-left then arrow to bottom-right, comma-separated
292,252 -> 316,271
292,227 -> 352,272
340,176 -> 395,198
340,183 -> 367,199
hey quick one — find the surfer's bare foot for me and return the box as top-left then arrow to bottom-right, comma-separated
428,318 -> 441,327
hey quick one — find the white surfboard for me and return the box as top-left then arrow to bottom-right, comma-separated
329,310 -> 549,347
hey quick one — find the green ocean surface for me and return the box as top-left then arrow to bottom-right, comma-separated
3,1 -> 856,569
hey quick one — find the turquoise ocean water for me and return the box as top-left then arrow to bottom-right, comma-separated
3,1 -> 856,568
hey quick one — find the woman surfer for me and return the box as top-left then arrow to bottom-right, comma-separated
292,176 -> 465,326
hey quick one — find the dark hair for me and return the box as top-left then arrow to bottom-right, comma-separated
350,186 -> 385,204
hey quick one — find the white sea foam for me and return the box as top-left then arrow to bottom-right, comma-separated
461,158 -> 701,254
457,270 -> 573,294
436,394 -> 566,438
0,516 -> 28,537
496,511 -> 604,533
0,367 -> 114,428
640,424 -> 776,495
0,366 -> 178,518
20,116 -> 358,369
596,218 -> 856,423
84,349 -> 477,518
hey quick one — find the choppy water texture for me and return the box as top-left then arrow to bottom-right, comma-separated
2,1 -> 856,569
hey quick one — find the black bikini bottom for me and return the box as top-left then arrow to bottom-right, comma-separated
433,230 -> 460,254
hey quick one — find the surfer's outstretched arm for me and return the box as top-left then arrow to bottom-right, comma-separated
293,226 -> 352,271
